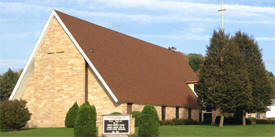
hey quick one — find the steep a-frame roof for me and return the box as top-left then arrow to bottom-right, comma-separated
11,10 -> 199,108
55,10 -> 198,108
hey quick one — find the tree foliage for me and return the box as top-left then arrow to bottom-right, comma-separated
185,54 -> 204,72
0,100 -> 31,130
131,111 -> 142,127
74,102 -> 97,137
65,102 -> 79,128
233,32 -> 273,112
0,69 -> 20,101
196,30 -> 252,127
138,105 -> 159,137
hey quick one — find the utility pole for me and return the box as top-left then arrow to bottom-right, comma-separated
218,0 -> 226,31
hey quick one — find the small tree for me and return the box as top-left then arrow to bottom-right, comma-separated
186,53 -> 204,72
74,102 -> 97,137
138,105 -> 159,137
65,102 -> 79,128
0,69 -> 19,101
0,100 -> 31,130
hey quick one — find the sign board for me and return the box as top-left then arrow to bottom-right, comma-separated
103,115 -> 130,135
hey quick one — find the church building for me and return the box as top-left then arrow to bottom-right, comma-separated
9,10 -> 200,127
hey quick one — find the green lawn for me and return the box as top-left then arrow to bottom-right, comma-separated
0,124 -> 274,137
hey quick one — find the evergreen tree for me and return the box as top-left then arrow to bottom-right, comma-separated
233,32 -> 273,112
0,69 -> 19,101
223,39 -> 252,126
138,105 -> 159,137
197,30 -> 252,127
65,102 -> 79,128
197,30 -> 230,127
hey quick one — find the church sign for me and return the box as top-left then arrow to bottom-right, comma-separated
103,115 -> 130,135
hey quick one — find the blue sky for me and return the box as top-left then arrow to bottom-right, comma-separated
0,0 -> 274,74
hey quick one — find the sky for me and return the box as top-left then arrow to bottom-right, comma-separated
0,0 -> 274,74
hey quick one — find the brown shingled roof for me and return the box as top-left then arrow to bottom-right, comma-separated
55,10 -> 199,108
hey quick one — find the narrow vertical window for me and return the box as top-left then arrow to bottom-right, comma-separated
176,107 -> 179,119
127,103 -> 132,114
162,106 -> 166,120
188,108 -> 192,120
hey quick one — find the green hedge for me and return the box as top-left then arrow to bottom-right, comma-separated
131,111 -> 142,127
254,119 -> 275,124
109,112 -> 122,115
74,102 -> 97,137
65,102 -> 79,128
138,105 -> 159,137
215,116 -> 252,125
160,119 -> 200,125
0,100 -> 31,130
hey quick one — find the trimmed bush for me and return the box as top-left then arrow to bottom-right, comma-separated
160,119 -> 200,125
65,102 -> 79,128
131,111 -> 142,127
74,102 -> 97,137
138,105 -> 159,137
215,116 -> 251,125
0,100 -> 31,130
109,112 -> 122,115
255,119 -> 275,124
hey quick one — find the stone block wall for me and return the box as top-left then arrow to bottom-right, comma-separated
21,17 -> 86,127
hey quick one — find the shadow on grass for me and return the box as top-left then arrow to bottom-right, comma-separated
0,128 -> 36,132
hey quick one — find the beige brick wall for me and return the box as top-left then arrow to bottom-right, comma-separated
21,17 -> 86,127
191,109 -> 200,121
87,67 -> 127,127
179,107 -> 189,119
131,104 -> 200,121
166,107 -> 176,120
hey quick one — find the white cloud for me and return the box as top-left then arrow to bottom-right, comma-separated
256,36 -> 275,41
136,33 -> 210,41
0,59 -> 26,67
0,32 -> 39,39
265,58 -> 275,64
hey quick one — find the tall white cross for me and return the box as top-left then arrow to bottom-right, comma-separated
218,0 -> 226,31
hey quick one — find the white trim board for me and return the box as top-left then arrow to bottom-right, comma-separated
9,10 -> 119,103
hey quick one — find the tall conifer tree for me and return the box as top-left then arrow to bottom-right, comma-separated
223,39 -> 252,126
197,30 -> 252,127
197,30 -> 230,127
233,32 -> 273,113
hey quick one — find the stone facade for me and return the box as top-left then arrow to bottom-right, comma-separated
21,17 -> 86,127
131,104 -> 199,121
18,16 -> 200,132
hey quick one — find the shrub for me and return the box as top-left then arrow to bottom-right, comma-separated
65,102 -> 79,128
215,116 -> 251,125
109,112 -> 122,115
74,102 -> 97,137
131,111 -> 142,127
184,119 -> 200,125
138,105 -> 159,137
255,119 -> 275,124
0,100 -> 31,130
160,119 -> 200,125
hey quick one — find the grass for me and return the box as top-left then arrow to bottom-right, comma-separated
0,124 -> 274,137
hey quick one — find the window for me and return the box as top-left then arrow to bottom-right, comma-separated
176,107 -> 179,119
162,106 -> 166,120
127,103 -> 132,114
188,108 -> 192,120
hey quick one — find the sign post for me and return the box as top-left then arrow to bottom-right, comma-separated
102,115 -> 130,135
